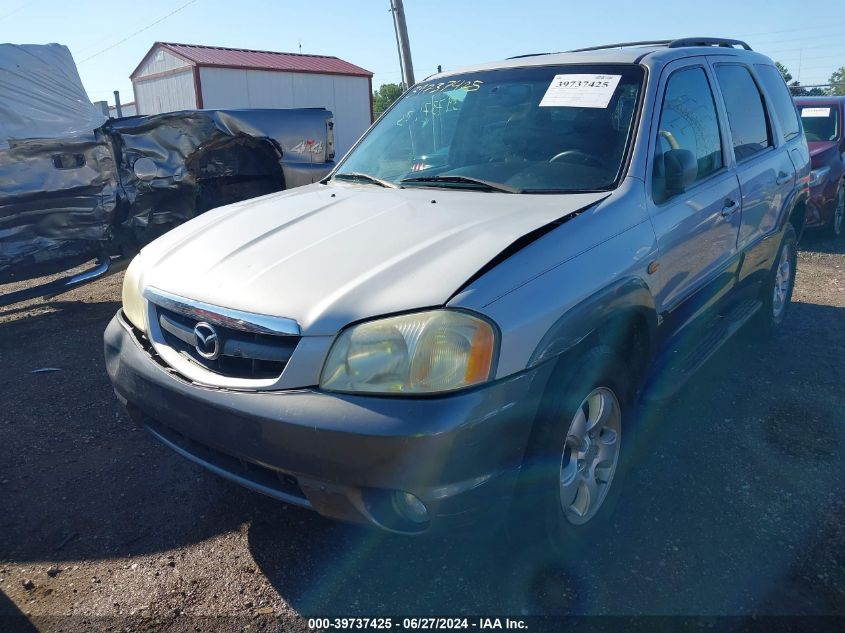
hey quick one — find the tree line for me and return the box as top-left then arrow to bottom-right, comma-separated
776,62 -> 845,96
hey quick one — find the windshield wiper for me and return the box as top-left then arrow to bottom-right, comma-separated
333,172 -> 397,188
400,174 -> 523,194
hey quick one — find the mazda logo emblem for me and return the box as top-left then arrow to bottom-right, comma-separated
193,322 -> 220,360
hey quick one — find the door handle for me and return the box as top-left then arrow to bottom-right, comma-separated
776,171 -> 792,185
720,198 -> 738,218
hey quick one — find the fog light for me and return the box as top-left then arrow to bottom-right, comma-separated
391,490 -> 429,524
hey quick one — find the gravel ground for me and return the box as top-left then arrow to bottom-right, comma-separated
0,233 -> 843,631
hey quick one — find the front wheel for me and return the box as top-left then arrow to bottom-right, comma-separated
510,346 -> 631,555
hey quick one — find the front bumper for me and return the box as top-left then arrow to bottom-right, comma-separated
805,176 -> 840,228
104,312 -> 551,534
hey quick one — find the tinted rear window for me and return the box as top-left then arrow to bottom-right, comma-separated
756,64 -> 801,141
715,64 -> 772,160
798,105 -> 840,142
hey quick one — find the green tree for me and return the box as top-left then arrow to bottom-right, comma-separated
775,62 -> 793,84
775,63 -> 816,96
789,80 -> 808,96
829,66 -> 845,96
373,83 -> 403,118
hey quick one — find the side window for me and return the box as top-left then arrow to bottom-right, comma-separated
755,64 -> 801,142
714,64 -> 773,161
652,67 -> 723,204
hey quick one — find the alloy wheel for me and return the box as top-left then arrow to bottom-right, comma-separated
835,184 -> 844,237
559,387 -> 622,525
772,240 -> 794,318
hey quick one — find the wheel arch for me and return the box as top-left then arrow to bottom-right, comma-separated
776,179 -> 810,243
528,277 -> 658,393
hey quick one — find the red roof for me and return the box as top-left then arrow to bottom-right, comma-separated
131,42 -> 372,79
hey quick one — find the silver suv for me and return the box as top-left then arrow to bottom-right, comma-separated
105,38 -> 810,545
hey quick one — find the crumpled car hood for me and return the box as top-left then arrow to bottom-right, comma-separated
140,183 -> 607,334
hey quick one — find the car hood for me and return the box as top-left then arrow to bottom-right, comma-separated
140,183 -> 607,334
808,140 -> 839,161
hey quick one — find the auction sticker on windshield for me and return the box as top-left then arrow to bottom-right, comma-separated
801,107 -> 831,117
539,74 -> 622,108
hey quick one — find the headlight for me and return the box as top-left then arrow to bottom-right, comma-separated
122,255 -> 146,332
320,310 -> 497,394
808,166 -> 831,187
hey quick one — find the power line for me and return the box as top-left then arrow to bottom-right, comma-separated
764,51 -> 845,62
758,42 -> 845,56
0,0 -> 36,22
753,34 -> 845,48
740,20 -> 845,38
77,0 -> 199,64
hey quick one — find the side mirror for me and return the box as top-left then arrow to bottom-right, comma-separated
664,149 -> 697,195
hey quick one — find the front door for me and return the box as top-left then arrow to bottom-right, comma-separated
646,61 -> 742,318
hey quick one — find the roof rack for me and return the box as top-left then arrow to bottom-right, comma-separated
667,37 -> 751,50
569,40 -> 672,53
507,52 -> 554,60
567,37 -> 751,53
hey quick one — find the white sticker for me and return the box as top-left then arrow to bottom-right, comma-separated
801,107 -> 831,118
539,74 -> 622,109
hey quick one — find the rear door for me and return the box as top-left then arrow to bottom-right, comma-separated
754,63 -> 809,184
710,61 -> 796,281
646,59 -> 742,316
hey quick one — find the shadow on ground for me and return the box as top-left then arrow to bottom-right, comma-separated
798,230 -> 845,255
0,299 -> 254,564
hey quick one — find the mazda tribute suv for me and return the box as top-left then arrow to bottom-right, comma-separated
105,38 -> 810,546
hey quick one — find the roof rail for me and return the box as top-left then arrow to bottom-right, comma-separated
566,37 -> 752,54
569,40 -> 672,53
668,37 -> 751,50
507,52 -> 555,60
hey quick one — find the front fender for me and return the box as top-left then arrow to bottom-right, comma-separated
528,276 -> 658,367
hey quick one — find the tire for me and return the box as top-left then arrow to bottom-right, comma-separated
753,222 -> 798,338
831,180 -> 845,239
508,346 -> 632,558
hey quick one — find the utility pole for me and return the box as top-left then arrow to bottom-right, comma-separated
797,48 -> 803,83
389,0 -> 415,89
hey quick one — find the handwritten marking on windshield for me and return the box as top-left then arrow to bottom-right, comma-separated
409,79 -> 483,95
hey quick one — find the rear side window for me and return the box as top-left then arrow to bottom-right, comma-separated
652,67 -> 723,204
714,64 -> 772,161
755,65 -> 801,141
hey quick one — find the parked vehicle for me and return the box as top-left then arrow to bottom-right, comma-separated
0,44 -> 335,306
105,38 -> 810,548
793,96 -> 845,237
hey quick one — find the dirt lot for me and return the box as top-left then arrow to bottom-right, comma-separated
0,233 -> 843,631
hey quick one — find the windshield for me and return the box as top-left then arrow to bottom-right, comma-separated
798,105 -> 840,141
335,64 -> 645,193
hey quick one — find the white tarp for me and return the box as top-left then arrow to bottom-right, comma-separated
0,43 -> 106,149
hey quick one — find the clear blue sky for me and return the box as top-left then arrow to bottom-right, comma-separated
3,0 -> 845,105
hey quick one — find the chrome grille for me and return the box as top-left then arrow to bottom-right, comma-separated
156,306 -> 299,380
